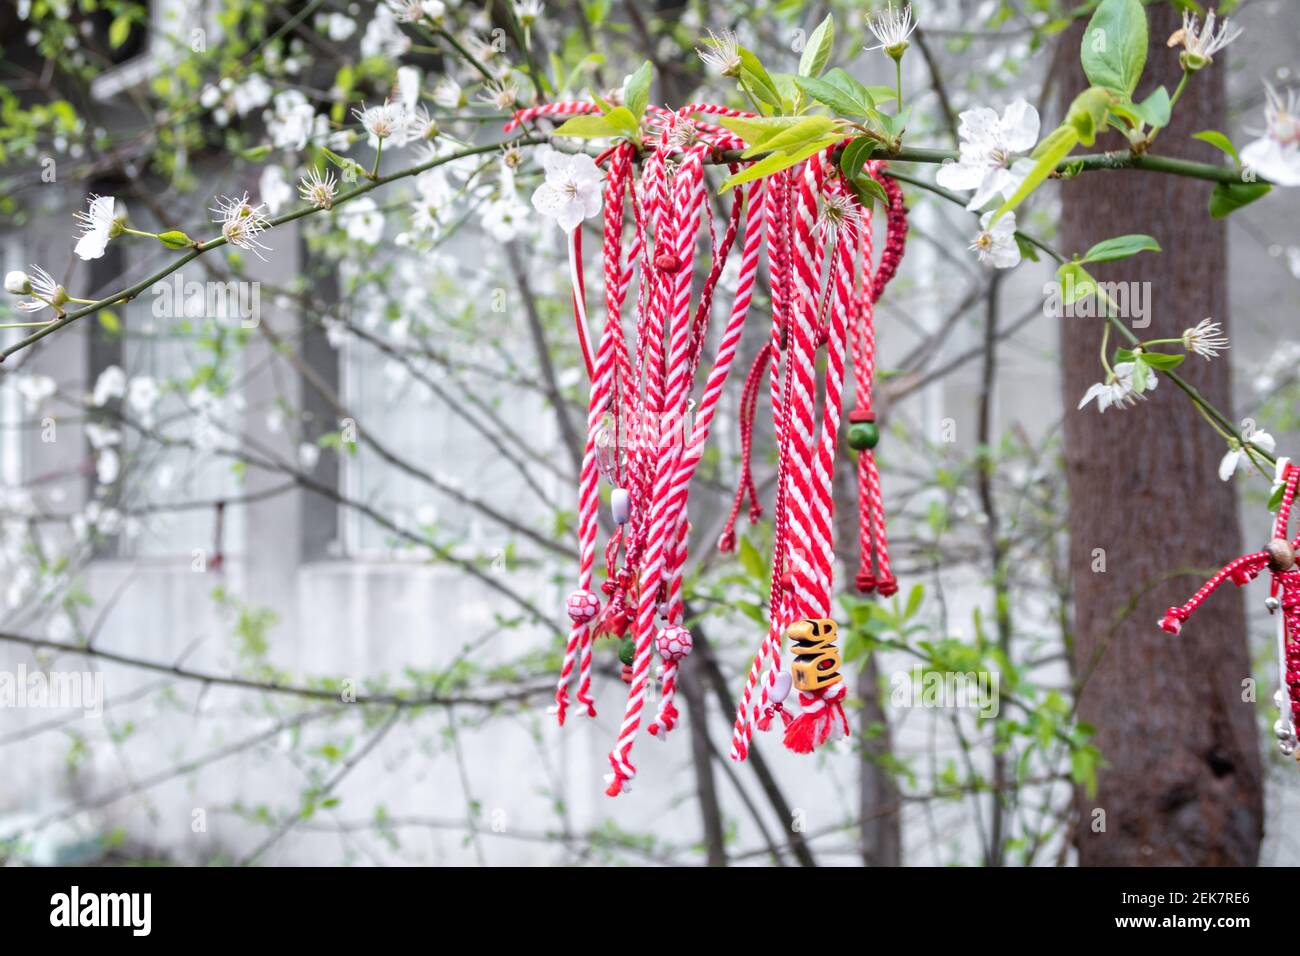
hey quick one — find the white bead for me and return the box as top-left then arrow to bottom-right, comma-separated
1275,718 -> 1293,741
770,670 -> 792,704
1266,596 -> 1281,613
610,487 -> 629,524
1275,688 -> 1287,709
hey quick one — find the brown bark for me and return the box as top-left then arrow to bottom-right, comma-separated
1055,8 -> 1262,865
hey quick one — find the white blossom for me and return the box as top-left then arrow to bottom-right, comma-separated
354,100 -> 408,147
96,447 -> 121,485
1077,361 -> 1158,414
1219,420 -> 1275,480
1241,84 -> 1300,187
15,265 -> 64,313
259,166 -> 293,215
530,150 -> 603,232
14,374 -> 55,412
92,365 -> 126,406
73,193 -> 122,261
865,3 -> 916,56
361,5 -> 411,58
1182,317 -> 1229,360
299,167 -> 338,210
341,197 -> 385,244
936,100 -> 1039,210
1168,8 -> 1241,69
514,0 -> 543,28
696,29 -> 742,77
211,193 -> 273,259
128,375 -> 160,421
432,77 -> 465,109
969,211 -> 1021,269
266,90 -> 326,151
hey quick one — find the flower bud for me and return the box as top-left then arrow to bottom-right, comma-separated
4,271 -> 32,295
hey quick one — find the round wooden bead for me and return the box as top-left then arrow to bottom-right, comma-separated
1267,538 -> 1296,573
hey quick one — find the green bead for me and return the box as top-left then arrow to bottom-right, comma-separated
848,420 -> 879,451
618,636 -> 635,666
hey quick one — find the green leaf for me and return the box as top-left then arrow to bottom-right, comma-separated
1080,234 -> 1161,263
878,105 -> 912,140
551,114 -> 622,139
603,106 -> 641,138
839,136 -> 877,180
1209,181 -> 1271,218
740,115 -> 837,159
715,114 -> 805,149
769,73 -> 805,114
794,69 -> 875,119
736,535 -> 767,584
798,13 -> 835,78
1131,85 -> 1171,128
1065,87 -> 1111,146
1138,350 -> 1185,371
622,61 -> 652,119
849,173 -> 889,207
108,13 -> 132,49
157,230 -> 194,250
98,309 -> 121,334
1056,262 -> 1097,305
1193,129 -> 1239,163
720,134 -> 843,191
1080,0 -> 1148,95
736,47 -> 784,111
992,124 -> 1078,222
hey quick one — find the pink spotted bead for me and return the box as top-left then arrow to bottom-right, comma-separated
656,625 -> 693,662
566,589 -> 600,624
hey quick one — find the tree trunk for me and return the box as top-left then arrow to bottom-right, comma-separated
1054,9 -> 1263,865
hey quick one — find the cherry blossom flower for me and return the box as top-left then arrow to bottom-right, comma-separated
73,194 -> 124,261
341,197 -> 385,244
432,77 -> 465,109
865,3 -> 916,57
1241,84 -> 1300,187
361,5 -> 411,58
696,29 -> 742,77
211,193 -> 272,259
514,0 -> 543,29
969,211 -> 1021,269
1182,318 -> 1229,360
354,100 -> 408,147
92,365 -> 126,406
1077,361 -> 1158,414
479,79 -> 519,112
1219,420 -> 1275,480
259,166 -> 293,215
13,265 -> 65,313
386,0 -> 426,22
15,374 -> 55,412
936,100 -> 1039,210
266,90 -> 326,151
530,150 -> 603,232
299,167 -> 338,209
817,190 -> 865,239
1167,8 -> 1241,71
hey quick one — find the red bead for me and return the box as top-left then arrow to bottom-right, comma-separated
654,253 -> 682,273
